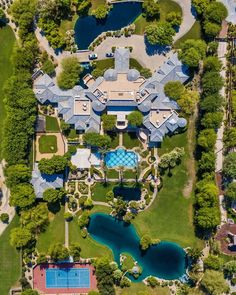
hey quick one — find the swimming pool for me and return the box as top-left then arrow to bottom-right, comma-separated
46,268 -> 90,288
105,148 -> 138,168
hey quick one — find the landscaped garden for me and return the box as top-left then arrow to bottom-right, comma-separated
0,25 -> 15,158
123,132 -> 141,149
38,135 -> 58,154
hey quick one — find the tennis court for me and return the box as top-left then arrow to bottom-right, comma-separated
46,268 -> 90,288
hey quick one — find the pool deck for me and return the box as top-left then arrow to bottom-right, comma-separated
33,263 -> 97,294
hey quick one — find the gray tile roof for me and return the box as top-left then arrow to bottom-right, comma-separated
31,164 -> 63,198
115,48 -> 130,73
33,50 -> 189,144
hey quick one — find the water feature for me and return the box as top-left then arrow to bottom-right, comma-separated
88,213 -> 187,281
105,148 -> 138,168
74,2 -> 142,50
113,184 -> 141,201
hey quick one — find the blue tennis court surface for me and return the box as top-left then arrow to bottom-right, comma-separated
46,268 -> 90,288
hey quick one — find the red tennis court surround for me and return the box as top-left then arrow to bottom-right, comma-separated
33,263 -> 97,294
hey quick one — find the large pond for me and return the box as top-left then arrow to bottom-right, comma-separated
88,213 -> 187,281
74,2 -> 142,50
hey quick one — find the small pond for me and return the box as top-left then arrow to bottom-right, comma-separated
105,148 -> 138,168
113,185 -> 141,201
88,213 -> 188,281
74,2 -> 142,50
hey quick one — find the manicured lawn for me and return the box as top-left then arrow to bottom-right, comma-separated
37,208 -> 65,253
69,205 -> 113,258
123,169 -> 136,179
108,132 -> 119,149
45,115 -> 60,132
67,129 -> 79,139
107,169 -> 119,179
94,58 -> 114,71
134,0 -> 182,35
130,58 -> 144,71
0,215 -> 21,295
91,182 -> 118,202
0,26 -> 15,158
133,131 -> 203,248
123,132 -> 141,149
38,135 -> 58,154
174,21 -> 202,48
116,282 -> 170,295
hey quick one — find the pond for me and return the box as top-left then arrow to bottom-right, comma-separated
113,184 -> 141,201
74,2 -> 142,50
88,213 -> 187,281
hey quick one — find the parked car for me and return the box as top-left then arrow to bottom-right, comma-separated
106,52 -> 114,58
88,53 -> 98,60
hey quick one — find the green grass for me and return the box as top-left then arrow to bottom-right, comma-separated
0,26 -> 15,158
116,282 -> 170,295
0,215 -> 21,295
134,0 -> 182,35
123,132 -> 141,149
108,132 -> 119,149
69,205 -> 113,258
94,58 -> 114,71
133,131 -> 203,249
46,115 -> 60,132
174,21 -> 202,48
130,58 -> 144,71
107,169 -> 119,179
67,129 -> 79,139
91,0 -> 106,11
124,169 -> 136,179
91,182 -> 118,202
38,134 -> 58,154
37,208 -> 65,253
59,14 -> 78,36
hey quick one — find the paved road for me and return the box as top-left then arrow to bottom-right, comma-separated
35,0 -> 196,72
173,0 -> 196,41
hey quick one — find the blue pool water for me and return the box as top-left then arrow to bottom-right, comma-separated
105,148 -> 138,168
88,213 -> 187,281
46,268 -> 90,288
74,2 -> 142,50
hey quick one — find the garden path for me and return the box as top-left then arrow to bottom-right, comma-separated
215,41 -> 228,225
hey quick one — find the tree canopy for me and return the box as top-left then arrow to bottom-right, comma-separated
142,0 -> 160,19
95,257 -> 115,295
48,243 -> 69,261
145,22 -> 175,46
43,188 -> 65,203
92,4 -> 110,20
164,81 -> 185,100
57,57 -> 82,90
83,132 -> 111,148
201,270 -> 229,295
223,152 -> 236,179
38,155 -> 68,175
10,183 -> 35,209
10,227 -> 33,248
6,164 -> 31,189
102,114 -> 116,131
178,39 -> 207,67
127,111 -> 143,127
